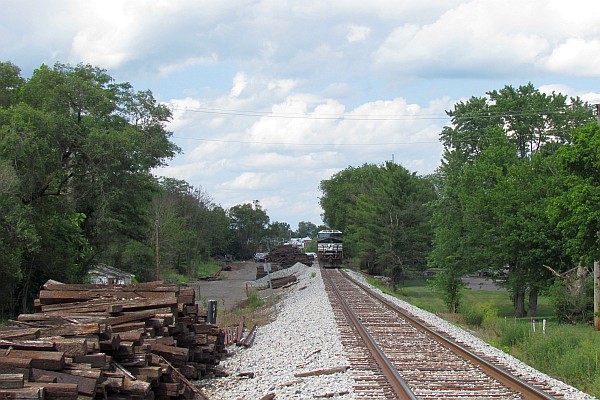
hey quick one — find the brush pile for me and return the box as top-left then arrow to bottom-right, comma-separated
0,279 -> 226,399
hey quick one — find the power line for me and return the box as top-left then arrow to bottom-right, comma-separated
170,105 -> 589,121
170,136 -> 442,146
171,106 -> 450,121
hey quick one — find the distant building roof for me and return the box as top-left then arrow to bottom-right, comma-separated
89,263 -> 134,285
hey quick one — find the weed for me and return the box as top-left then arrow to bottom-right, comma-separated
196,262 -> 221,278
247,290 -> 265,310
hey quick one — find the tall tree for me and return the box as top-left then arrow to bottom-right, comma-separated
228,201 -> 269,259
266,221 -> 291,250
0,61 -> 24,108
0,61 -> 179,314
296,221 -> 317,238
321,162 -> 434,281
319,164 -> 381,232
431,83 -> 593,315
547,122 -> 600,327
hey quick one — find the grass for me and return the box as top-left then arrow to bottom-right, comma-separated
216,289 -> 273,329
368,275 -> 600,397
196,261 -> 221,278
159,261 -> 222,284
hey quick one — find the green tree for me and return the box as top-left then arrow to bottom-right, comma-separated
228,201 -> 270,259
321,162 -> 434,282
319,164 -> 381,232
548,122 -> 600,264
296,221 -> 317,238
0,61 -> 179,314
547,122 -> 600,327
266,221 -> 291,250
346,162 -> 434,282
431,83 -> 593,315
0,61 -> 24,108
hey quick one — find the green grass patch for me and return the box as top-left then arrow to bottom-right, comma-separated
516,323 -> 600,395
195,261 -> 221,278
160,270 -> 189,284
370,277 -> 447,314
247,290 -> 265,310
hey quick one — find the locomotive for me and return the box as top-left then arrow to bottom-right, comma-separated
316,229 -> 343,268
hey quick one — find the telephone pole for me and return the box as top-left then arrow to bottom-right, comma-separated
155,220 -> 160,281
595,105 -> 599,331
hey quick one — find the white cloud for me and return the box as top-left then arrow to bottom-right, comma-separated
157,54 -> 219,76
544,39 -> 600,77
374,2 -> 553,76
347,25 -> 371,43
221,172 -> 271,190
540,84 -> 600,105
373,0 -> 600,78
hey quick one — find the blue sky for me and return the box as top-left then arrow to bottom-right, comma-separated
2,0 -> 600,229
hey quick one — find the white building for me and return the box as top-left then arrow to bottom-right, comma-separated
88,263 -> 135,285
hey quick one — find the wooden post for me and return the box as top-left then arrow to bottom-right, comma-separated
155,220 -> 160,281
594,260 -> 600,331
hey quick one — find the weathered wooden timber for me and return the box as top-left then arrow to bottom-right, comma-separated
0,279 -> 227,400
257,244 -> 312,279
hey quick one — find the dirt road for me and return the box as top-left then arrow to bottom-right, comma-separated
189,261 -> 258,311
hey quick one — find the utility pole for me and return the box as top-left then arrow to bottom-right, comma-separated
595,261 -> 600,331
155,220 -> 160,281
594,105 -> 600,330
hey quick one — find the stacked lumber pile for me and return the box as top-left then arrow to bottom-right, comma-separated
0,280 -> 227,400
256,245 -> 312,279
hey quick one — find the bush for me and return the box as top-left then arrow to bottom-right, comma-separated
548,278 -> 593,324
460,305 -> 484,327
160,270 -> 188,284
459,302 -> 498,328
494,319 -> 531,348
195,261 -> 221,278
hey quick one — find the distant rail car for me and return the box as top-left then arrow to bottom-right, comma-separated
317,229 -> 343,268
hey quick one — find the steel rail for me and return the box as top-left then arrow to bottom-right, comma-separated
340,269 -> 558,400
323,269 -> 418,400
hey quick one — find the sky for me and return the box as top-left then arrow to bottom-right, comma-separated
2,0 -> 600,229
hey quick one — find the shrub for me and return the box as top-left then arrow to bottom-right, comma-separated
460,305 -> 484,327
548,278 -> 593,324
459,302 -> 498,328
495,319 -> 530,348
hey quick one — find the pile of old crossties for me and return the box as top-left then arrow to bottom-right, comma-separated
0,279 -> 226,399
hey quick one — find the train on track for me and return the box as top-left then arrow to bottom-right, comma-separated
316,229 -> 343,268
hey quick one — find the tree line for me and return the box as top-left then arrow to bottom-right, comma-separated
0,61 -> 319,318
320,83 -> 599,322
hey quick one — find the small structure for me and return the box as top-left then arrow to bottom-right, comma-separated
88,263 -> 134,285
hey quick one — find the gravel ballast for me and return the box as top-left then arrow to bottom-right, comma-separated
201,264 -> 595,400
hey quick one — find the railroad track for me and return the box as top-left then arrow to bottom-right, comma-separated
322,268 -> 562,400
